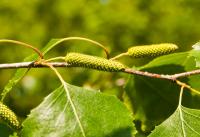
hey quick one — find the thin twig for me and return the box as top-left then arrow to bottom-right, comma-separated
171,69 -> 200,79
0,62 -> 72,69
0,61 -> 200,95
124,68 -> 174,80
179,86 -> 184,106
0,62 -> 200,80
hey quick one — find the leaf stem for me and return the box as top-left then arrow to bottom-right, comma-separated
0,39 -> 43,59
46,37 -> 110,59
110,52 -> 128,60
176,80 -> 200,96
179,85 -> 184,106
45,57 -> 65,62
178,85 -> 186,137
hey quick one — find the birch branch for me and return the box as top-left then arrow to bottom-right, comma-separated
0,62 -> 199,80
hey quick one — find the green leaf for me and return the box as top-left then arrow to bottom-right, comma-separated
124,51 -> 200,133
149,106 -> 200,137
0,38 -> 67,101
0,123 -> 13,137
191,42 -> 200,68
0,54 -> 36,101
21,83 -> 136,137
40,38 -> 65,55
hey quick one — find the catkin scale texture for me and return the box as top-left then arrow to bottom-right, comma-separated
65,53 -> 126,72
128,43 -> 178,58
0,102 -> 20,129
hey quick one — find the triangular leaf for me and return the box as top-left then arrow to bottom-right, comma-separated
21,83 -> 136,137
124,51 -> 200,132
149,106 -> 200,137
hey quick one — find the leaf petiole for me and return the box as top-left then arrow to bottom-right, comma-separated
0,39 -> 43,59
45,56 -> 65,62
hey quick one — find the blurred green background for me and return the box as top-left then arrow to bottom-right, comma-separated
0,0 -> 200,123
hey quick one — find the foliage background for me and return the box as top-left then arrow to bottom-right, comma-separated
0,0 -> 200,134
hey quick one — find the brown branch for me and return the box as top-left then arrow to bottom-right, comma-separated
124,68 -> 200,80
0,62 -> 200,80
124,68 -> 174,80
171,69 -> 200,79
0,61 -> 200,95
0,62 -> 72,69
123,68 -> 200,95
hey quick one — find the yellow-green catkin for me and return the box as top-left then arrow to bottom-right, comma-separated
65,52 -> 126,72
0,102 -> 20,129
127,43 -> 178,58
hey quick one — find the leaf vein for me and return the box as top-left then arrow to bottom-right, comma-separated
46,89 -> 64,110
183,120 -> 200,135
182,109 -> 200,119
63,83 -> 86,137
179,106 -> 186,137
55,99 -> 69,126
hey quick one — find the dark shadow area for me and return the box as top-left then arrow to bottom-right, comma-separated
125,64 -> 191,133
0,123 -> 13,137
105,127 -> 133,137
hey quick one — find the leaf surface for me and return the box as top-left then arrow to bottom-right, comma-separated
149,106 -> 200,137
124,51 -> 200,133
21,83 -> 136,137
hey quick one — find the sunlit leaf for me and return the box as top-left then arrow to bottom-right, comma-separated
149,106 -> 200,137
21,83 -> 136,137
